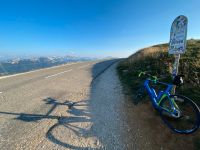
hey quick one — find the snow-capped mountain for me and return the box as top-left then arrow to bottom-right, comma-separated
0,55 -> 98,76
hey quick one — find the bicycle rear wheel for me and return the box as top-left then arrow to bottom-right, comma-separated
160,94 -> 200,134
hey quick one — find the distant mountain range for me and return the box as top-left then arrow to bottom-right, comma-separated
0,55 -> 98,76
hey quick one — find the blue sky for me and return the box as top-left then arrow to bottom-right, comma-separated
0,0 -> 199,58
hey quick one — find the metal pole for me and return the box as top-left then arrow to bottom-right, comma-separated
172,54 -> 180,94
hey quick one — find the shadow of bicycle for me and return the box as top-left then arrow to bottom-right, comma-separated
0,60 -> 119,149
0,97 -> 101,149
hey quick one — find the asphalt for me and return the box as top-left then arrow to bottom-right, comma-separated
0,59 -> 119,150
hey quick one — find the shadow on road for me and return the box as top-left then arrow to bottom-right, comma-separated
0,59 -> 120,149
0,98 -> 94,149
46,100 -> 93,150
0,97 -> 75,122
91,59 -> 119,85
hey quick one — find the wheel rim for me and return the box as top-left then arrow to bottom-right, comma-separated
160,95 -> 200,134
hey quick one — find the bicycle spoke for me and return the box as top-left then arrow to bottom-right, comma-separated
160,95 -> 200,134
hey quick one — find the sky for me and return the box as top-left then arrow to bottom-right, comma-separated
0,0 -> 200,58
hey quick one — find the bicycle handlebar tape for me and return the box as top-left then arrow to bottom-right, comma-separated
152,76 -> 157,84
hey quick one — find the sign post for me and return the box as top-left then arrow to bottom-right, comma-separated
168,15 -> 188,93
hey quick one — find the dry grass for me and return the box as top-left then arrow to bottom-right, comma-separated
127,43 -> 168,63
117,39 -> 200,149
118,39 -> 200,104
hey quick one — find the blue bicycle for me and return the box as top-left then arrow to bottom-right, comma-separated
136,72 -> 200,134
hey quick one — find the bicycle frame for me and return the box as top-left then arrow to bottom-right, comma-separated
143,79 -> 180,117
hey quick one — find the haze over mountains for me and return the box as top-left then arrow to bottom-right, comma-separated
0,55 -> 99,76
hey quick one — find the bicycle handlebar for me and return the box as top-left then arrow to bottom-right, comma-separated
138,71 -> 158,83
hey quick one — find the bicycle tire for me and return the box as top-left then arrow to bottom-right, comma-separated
159,94 -> 200,134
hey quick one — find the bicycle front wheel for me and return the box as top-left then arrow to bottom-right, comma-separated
160,94 -> 200,134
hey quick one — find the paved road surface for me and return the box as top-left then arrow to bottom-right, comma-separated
0,59 -> 131,150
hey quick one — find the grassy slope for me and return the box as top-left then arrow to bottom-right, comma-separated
117,39 -> 200,149
117,39 -> 200,105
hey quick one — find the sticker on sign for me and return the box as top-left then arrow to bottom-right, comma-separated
169,15 -> 188,54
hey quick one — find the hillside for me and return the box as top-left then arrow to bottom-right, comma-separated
117,39 -> 200,149
117,39 -> 200,105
